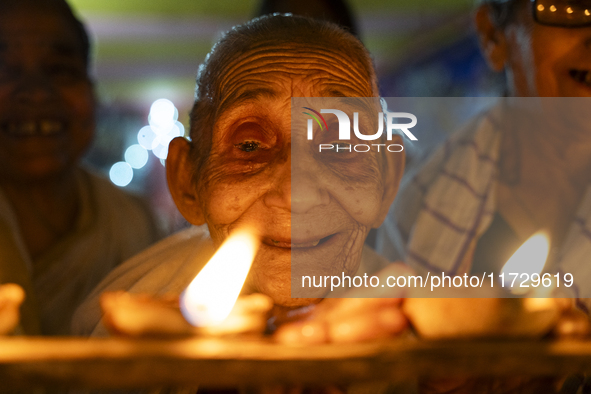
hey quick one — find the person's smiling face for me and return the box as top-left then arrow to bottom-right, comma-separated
169,39 -> 402,307
477,0 -> 591,97
0,3 -> 94,183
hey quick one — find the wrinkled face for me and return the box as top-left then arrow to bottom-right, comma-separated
192,42 -> 399,307
0,5 -> 94,183
502,1 -> 591,96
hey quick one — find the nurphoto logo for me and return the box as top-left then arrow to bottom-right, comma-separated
302,107 -> 417,153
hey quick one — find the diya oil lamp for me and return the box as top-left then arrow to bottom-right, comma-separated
100,228 -> 273,337
0,283 -> 24,335
404,232 -> 570,340
179,228 -> 273,336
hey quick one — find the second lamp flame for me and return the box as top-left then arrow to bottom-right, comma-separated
180,228 -> 259,327
501,231 -> 550,295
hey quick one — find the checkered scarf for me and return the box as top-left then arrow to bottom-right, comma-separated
382,104 -> 591,309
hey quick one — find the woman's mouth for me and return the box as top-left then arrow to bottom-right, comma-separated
264,234 -> 335,249
0,120 -> 66,137
569,69 -> 591,87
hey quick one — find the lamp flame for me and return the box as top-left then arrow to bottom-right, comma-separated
501,231 -> 550,295
180,228 -> 259,326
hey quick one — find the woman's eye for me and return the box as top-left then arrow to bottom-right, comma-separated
235,141 -> 260,152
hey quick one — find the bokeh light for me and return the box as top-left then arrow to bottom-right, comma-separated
139,98 -> 182,160
110,98 -> 182,187
150,99 -> 176,126
125,144 -> 149,169
175,121 -> 185,136
152,143 -> 169,160
137,126 -> 157,150
109,162 -> 134,187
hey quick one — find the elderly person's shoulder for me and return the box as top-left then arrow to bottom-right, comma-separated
71,226 -> 214,336
80,167 -> 163,247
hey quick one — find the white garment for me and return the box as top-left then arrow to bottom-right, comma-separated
72,226 -> 214,337
0,167 -> 162,335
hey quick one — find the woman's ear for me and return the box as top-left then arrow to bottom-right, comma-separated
474,4 -> 508,72
166,137 -> 206,225
373,134 -> 405,228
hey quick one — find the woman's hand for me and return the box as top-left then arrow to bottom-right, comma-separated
275,263 -> 413,344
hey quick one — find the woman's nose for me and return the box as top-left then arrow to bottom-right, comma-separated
291,176 -> 330,214
263,151 -> 292,211
263,142 -> 330,214
290,156 -> 330,214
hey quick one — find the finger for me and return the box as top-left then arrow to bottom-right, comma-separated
0,283 -> 25,305
554,308 -> 591,338
274,321 -> 328,344
320,298 -> 402,322
0,284 -> 24,335
378,262 -> 417,277
328,307 -> 408,343
270,303 -> 318,328
554,298 -> 575,312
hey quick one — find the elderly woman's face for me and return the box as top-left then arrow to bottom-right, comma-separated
170,42 -> 401,307
0,5 -> 94,182
479,0 -> 591,97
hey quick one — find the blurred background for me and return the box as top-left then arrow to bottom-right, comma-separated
70,0 -> 505,230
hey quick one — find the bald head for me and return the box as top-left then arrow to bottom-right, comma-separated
188,15 -> 377,173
